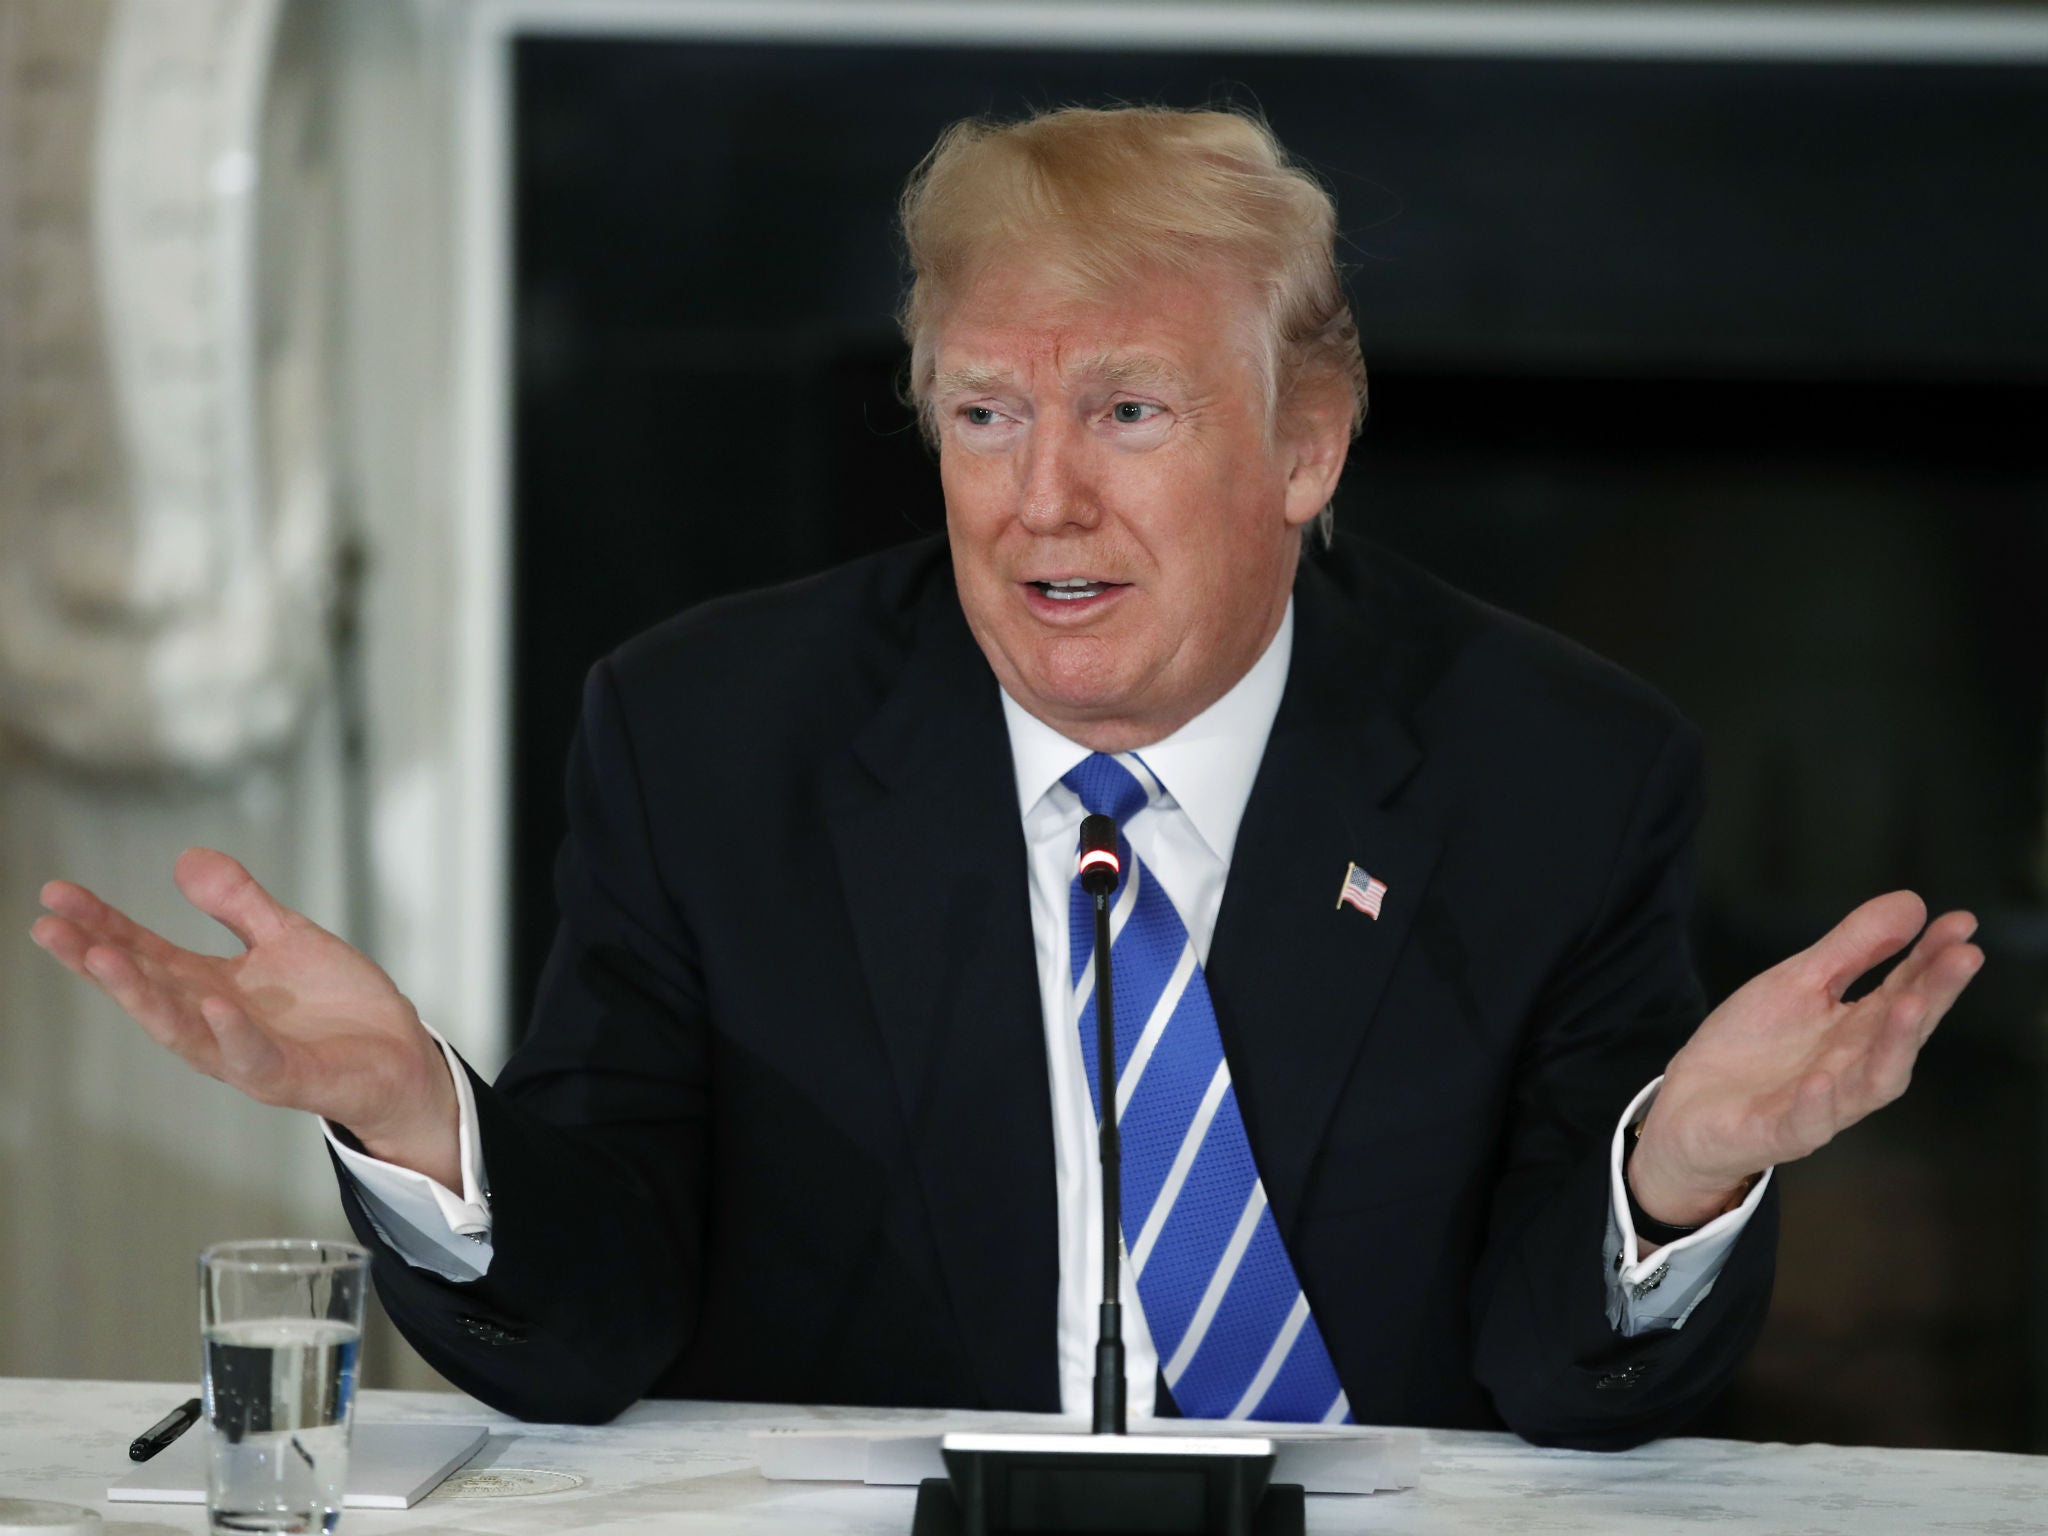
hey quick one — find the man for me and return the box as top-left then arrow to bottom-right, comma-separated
31,106 -> 1981,1446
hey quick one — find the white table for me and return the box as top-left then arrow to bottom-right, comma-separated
4,1377 -> 2045,1535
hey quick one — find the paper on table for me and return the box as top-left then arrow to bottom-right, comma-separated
753,1412 -> 1419,1494
108,1422 -> 488,1510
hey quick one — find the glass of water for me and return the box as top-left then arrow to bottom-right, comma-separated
199,1240 -> 368,1534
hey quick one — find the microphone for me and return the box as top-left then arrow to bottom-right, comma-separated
1078,814 -> 1126,1436
907,811 -> 1301,1536
1078,814 -> 1121,897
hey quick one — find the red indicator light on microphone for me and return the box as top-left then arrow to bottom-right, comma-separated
1078,814 -> 1121,896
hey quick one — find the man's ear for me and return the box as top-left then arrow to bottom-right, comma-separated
1279,371 -> 1355,529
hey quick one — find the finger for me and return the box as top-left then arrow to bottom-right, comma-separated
201,995 -> 295,1105
173,848 -> 293,951
1875,909 -> 1979,1000
79,944 -> 221,1069
1804,891 -> 1928,1003
37,880 -> 182,967
1834,995 -> 1930,1125
1834,942 -> 1981,1120
1896,939 -> 1984,1048
30,914 -> 150,985
31,914 -> 98,976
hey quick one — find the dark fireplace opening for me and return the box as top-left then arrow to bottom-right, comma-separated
510,32 -> 2048,1450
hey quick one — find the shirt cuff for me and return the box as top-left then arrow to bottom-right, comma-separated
1603,1075 -> 1771,1335
321,1025 -> 493,1277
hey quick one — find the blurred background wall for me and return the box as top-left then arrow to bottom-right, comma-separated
1,0 -> 2043,1441
0,0 -> 360,1383
0,0 -> 472,1393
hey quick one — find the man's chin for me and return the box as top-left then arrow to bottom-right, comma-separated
1015,645 -> 1134,713
1008,667 -> 1176,750
972,622 -> 1170,743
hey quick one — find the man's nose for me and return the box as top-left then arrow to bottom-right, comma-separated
1017,416 -> 1100,533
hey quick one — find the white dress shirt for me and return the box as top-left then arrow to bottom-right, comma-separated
330,596 -> 1767,1412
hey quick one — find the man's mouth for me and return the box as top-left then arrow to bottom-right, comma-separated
1030,577 -> 1124,602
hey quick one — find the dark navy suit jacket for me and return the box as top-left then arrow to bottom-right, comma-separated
338,532 -> 1775,1448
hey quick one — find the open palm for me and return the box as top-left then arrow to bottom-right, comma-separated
1632,890 -> 1982,1223
30,847 -> 454,1173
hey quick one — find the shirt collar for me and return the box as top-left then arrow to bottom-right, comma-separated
998,598 -> 1294,870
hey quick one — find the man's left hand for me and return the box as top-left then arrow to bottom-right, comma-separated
1629,891 -> 1983,1228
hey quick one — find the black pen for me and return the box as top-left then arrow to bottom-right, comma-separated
130,1397 -> 202,1462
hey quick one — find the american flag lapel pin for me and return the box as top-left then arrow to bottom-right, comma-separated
1336,861 -> 1388,919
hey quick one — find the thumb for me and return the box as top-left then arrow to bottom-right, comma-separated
1805,890 -> 1927,1003
173,848 -> 293,951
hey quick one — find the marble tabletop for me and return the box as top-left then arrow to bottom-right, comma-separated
3,1376 -> 2045,1535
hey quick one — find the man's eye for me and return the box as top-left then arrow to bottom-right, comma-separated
965,406 -> 998,426
1112,402 -> 1161,424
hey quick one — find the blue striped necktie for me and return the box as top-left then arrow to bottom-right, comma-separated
1063,751 -> 1351,1424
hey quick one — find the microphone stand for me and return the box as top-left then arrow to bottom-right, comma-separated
910,815 -> 1303,1536
1088,822 -> 1125,1437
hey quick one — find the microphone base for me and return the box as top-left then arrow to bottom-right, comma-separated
910,1431 -> 1303,1536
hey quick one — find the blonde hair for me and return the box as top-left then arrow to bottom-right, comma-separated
897,104 -> 1367,457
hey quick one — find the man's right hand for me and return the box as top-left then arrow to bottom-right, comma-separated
29,847 -> 462,1189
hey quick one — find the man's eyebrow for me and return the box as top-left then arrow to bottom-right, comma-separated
1072,352 -> 1187,391
931,354 -> 1190,399
930,365 -> 1014,397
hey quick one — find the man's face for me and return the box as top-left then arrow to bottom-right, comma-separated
933,257 -> 1341,752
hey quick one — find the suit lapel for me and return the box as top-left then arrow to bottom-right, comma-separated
822,586 -> 1061,1411
1206,553 -> 1442,1238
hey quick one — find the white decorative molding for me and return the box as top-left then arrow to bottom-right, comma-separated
476,0 -> 2048,63
323,0 -> 507,1077
0,0 -> 332,775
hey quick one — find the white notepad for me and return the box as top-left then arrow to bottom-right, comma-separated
109,1422 -> 489,1510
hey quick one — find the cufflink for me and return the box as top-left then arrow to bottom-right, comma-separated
1628,1261 -> 1670,1300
